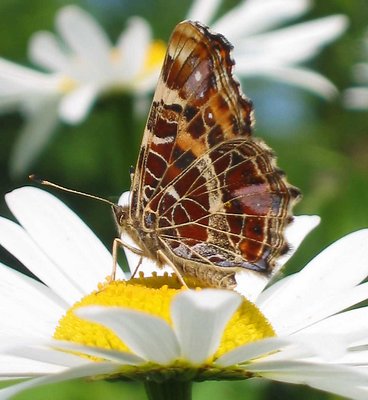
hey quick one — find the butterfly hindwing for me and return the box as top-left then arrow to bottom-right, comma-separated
154,137 -> 298,274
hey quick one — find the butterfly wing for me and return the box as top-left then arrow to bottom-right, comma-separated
130,20 -> 253,216
130,21 -> 300,277
154,137 -> 300,274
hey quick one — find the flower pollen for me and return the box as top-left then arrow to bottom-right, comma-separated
54,272 -> 274,364
54,273 -> 187,352
216,299 -> 274,359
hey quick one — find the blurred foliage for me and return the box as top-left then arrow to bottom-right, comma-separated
0,0 -> 367,399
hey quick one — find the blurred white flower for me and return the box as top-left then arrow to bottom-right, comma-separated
1,187 -> 368,399
0,1 -> 348,177
343,32 -> 368,109
0,5 -> 165,176
188,0 -> 348,99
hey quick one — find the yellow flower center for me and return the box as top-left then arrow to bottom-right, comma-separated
58,76 -> 78,93
59,39 -> 166,96
142,40 -> 166,74
54,273 -> 274,362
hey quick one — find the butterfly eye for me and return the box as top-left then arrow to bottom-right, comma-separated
112,205 -> 127,226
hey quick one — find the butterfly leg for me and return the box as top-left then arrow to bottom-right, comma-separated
112,237 -> 143,280
130,256 -> 143,279
157,250 -> 188,288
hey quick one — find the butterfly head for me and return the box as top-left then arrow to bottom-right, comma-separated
112,204 -> 130,232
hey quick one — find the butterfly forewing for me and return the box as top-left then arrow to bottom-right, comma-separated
126,20 -> 300,287
131,21 -> 253,215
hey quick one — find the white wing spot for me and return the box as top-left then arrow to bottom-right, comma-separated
195,70 -> 202,82
152,135 -> 174,145
167,185 -> 180,200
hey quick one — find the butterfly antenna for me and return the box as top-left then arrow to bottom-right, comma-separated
29,174 -> 116,207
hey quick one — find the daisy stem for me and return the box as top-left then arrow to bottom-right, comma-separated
144,380 -> 192,400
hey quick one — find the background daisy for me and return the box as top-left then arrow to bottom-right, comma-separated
344,29 -> 368,110
0,5 -> 164,176
0,0 -> 348,176
188,0 -> 348,98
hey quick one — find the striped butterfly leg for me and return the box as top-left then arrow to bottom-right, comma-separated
157,249 -> 188,288
111,237 -> 144,280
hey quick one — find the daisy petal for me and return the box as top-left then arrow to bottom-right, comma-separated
260,229 -> 368,335
294,228 -> 368,295
344,87 -> 368,109
49,340 -> 144,365
186,0 -> 222,25
247,361 -> 368,400
234,270 -> 268,301
236,15 -> 348,64
287,282 -> 368,337
255,274 -> 295,306
171,290 -> 241,364
116,17 -> 151,80
0,262 -> 65,338
28,31 -> 71,73
271,67 -> 338,99
216,337 -> 290,367
235,215 -> 319,300
0,216 -> 88,305
56,5 -> 111,71
297,307 -> 368,345
0,362 -> 119,400
336,350 -> 368,366
5,187 -> 125,301
0,261 -> 65,309
0,355 -> 65,379
0,58 -> 59,91
304,378 -> 368,400
0,93 -> 27,114
213,0 -> 310,41
273,215 -> 320,272
236,60 -> 338,98
59,83 -> 98,124
77,306 -> 180,364
5,343 -> 88,368
287,334 -> 347,361
352,63 -> 368,82
9,97 -> 60,177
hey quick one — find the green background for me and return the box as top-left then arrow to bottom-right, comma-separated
0,0 -> 367,399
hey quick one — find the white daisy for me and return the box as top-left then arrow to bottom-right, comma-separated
0,5 -> 165,176
343,31 -> 368,109
188,0 -> 348,98
0,187 -> 368,399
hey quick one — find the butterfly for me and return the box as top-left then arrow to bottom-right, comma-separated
113,20 -> 300,288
